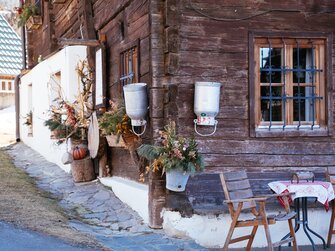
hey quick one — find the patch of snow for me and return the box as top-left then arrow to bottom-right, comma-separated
0,105 -> 15,146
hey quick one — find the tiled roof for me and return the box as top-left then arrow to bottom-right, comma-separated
0,15 -> 22,76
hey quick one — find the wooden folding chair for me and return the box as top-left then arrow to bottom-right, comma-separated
326,167 -> 335,247
220,171 -> 299,251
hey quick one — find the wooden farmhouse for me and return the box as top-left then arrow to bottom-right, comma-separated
18,0 -> 335,248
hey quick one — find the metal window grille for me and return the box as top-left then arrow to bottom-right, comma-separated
120,46 -> 138,86
259,39 -> 323,130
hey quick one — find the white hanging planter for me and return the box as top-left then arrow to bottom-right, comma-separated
166,169 -> 190,192
105,134 -> 125,148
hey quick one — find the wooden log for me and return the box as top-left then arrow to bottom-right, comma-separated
165,53 -> 179,75
148,171 -> 166,228
71,157 -> 96,182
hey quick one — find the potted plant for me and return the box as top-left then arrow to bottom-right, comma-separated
44,112 -> 69,140
17,4 -> 42,30
99,99 -> 141,150
23,110 -> 33,126
23,110 -> 33,136
137,121 -> 205,192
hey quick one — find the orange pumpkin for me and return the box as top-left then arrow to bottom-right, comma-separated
72,146 -> 87,160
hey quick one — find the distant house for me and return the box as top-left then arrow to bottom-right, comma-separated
0,14 -> 22,109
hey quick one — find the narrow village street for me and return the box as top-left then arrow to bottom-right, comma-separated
0,141 -> 208,251
0,106 -> 207,250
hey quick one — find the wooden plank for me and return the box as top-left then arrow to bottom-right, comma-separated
226,179 -> 251,191
93,0 -> 131,30
197,140 -> 335,155
223,171 -> 248,181
57,38 -> 100,47
110,148 -> 139,180
165,53 -> 179,75
165,0 -> 179,27
164,27 -> 179,53
203,154 -> 335,167
140,36 -> 150,76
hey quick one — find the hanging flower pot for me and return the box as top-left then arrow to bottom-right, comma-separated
105,134 -> 125,147
165,169 -> 190,192
137,121 -> 205,192
26,15 -> 42,30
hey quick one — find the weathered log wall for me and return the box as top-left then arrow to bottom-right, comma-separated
24,0 -> 335,214
26,0 -> 90,67
93,0 -> 150,181
149,0 -> 335,212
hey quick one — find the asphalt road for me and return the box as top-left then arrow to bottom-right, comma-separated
0,221 -> 103,251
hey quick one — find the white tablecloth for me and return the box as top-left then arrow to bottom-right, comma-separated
268,180 -> 335,210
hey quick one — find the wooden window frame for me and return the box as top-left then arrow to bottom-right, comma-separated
249,32 -> 333,138
119,39 -> 140,91
7,81 -> 12,91
94,45 -> 107,109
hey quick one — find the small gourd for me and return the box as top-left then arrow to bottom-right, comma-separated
72,146 -> 87,160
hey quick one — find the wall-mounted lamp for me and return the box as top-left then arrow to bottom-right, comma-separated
123,83 -> 148,136
194,81 -> 221,136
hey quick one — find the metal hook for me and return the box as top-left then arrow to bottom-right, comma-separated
131,123 -> 147,137
194,119 -> 218,137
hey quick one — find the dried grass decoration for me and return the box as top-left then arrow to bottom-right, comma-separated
44,59 -> 94,144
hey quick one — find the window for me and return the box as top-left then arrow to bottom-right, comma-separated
95,47 -> 106,107
35,0 -> 43,16
250,34 -> 332,137
0,80 -> 14,93
120,45 -> 138,86
48,72 -> 61,106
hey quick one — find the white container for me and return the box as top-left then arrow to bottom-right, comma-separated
123,83 -> 148,127
194,82 -> 221,126
166,169 -> 190,192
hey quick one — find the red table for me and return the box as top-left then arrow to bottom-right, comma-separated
268,181 -> 335,251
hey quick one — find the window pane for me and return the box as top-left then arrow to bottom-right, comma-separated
8,82 -> 12,90
261,86 -> 283,97
2,81 -> 5,90
260,48 -> 282,83
293,48 -> 314,83
261,100 -> 283,122
293,86 -> 315,122
261,86 -> 283,122
120,46 -> 138,86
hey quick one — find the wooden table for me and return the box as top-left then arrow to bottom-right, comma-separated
268,181 -> 335,251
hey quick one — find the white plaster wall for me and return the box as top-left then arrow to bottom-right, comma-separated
19,46 -> 87,173
100,177 -> 149,224
162,208 -> 332,248
0,93 -> 15,109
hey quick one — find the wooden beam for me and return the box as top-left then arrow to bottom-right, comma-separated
57,38 -> 100,47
